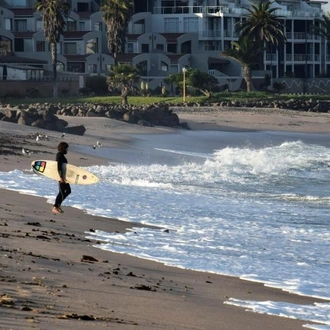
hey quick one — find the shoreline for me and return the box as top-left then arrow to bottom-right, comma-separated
1,110 -> 330,329
1,187 -> 327,330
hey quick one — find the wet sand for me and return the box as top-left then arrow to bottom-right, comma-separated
1,108 -> 329,329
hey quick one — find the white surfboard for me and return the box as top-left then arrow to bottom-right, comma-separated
31,160 -> 99,185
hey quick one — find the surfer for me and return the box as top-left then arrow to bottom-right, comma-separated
52,142 -> 71,214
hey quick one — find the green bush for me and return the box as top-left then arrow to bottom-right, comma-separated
85,75 -> 108,95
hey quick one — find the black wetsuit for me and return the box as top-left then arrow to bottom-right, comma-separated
54,152 -> 71,208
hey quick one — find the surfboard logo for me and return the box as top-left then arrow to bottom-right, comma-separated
32,160 -> 47,173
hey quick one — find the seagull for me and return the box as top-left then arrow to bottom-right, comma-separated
36,135 -> 39,142
61,132 -> 66,138
93,145 -> 96,150
22,147 -> 33,157
96,141 -> 102,147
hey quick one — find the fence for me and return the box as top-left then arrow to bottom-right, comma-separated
0,80 -> 80,98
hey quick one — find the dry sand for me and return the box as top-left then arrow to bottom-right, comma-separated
1,108 -> 330,329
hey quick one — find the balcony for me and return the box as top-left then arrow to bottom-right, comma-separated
153,5 -> 229,15
152,6 -> 322,18
265,53 -> 277,62
286,32 -> 320,41
200,30 -> 222,39
286,54 -> 320,61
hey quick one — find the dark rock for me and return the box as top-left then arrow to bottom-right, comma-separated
123,111 -> 137,123
137,119 -> 152,127
65,125 -> 86,136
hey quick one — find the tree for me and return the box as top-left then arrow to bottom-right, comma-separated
101,0 -> 134,61
314,12 -> 330,40
236,0 -> 286,48
167,69 -> 217,97
35,0 -> 70,97
187,69 -> 218,97
314,12 -> 330,76
222,37 -> 264,92
107,63 -> 139,105
236,0 -> 286,71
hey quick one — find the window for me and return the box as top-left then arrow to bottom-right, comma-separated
204,41 -> 221,51
86,38 -> 98,54
36,19 -> 43,31
79,22 -> 85,31
77,2 -> 89,11
156,44 -> 164,51
64,42 -> 76,54
94,22 -> 102,31
5,18 -> 12,31
15,38 -> 24,51
164,18 -> 179,32
14,19 -> 27,32
11,0 -> 26,6
36,41 -> 45,52
142,43 -> 149,53
136,61 -> 147,75
127,43 -> 133,53
0,36 -> 12,52
67,18 -> 76,31
88,64 -> 97,73
67,62 -> 85,72
167,43 -> 177,53
161,61 -> 168,72
57,62 -> 64,72
184,17 -> 198,32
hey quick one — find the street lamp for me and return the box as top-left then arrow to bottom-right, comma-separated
182,67 -> 187,102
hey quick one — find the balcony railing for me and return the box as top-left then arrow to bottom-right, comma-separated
286,54 -> 320,61
200,30 -> 222,38
286,32 -> 319,40
266,54 -> 277,61
199,30 -> 239,39
153,6 -> 322,18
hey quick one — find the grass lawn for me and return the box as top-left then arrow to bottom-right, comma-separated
4,91 -> 330,107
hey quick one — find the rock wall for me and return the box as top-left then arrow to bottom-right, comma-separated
0,103 -> 186,135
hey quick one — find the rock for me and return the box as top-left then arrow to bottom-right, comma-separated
137,119 -> 152,127
123,111 -> 137,123
81,255 -> 98,263
65,125 -> 86,136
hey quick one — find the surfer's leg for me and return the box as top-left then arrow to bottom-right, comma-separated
54,182 -> 66,207
61,183 -> 71,202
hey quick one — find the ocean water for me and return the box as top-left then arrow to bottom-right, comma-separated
1,130 -> 330,329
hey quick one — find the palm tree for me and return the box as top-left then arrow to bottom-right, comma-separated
107,63 -> 139,105
236,0 -> 286,72
35,0 -> 70,97
101,0 -> 134,61
313,12 -> 330,76
314,12 -> 330,40
222,37 -> 264,92
236,0 -> 286,48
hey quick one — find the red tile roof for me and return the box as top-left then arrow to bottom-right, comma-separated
64,54 -> 89,61
62,31 -> 89,39
10,8 -> 34,16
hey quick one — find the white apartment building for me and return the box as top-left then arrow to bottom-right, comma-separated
0,0 -> 329,91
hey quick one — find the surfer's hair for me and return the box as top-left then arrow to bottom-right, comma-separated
58,142 -> 69,152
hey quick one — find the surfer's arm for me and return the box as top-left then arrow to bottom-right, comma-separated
56,153 -> 66,182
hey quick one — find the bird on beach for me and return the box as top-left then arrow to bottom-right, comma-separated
93,145 -> 96,150
22,147 -> 33,157
61,132 -> 66,138
96,141 -> 102,147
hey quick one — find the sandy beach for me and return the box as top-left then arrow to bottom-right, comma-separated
1,107 -> 330,330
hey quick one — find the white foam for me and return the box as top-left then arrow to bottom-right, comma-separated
1,135 -> 330,326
